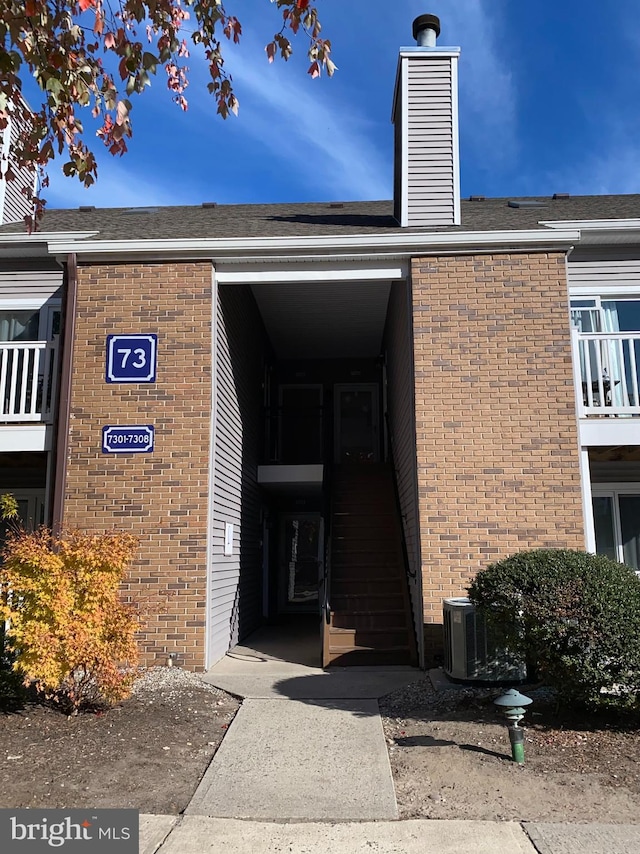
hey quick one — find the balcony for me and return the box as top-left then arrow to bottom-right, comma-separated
0,341 -> 59,424
572,328 -> 640,418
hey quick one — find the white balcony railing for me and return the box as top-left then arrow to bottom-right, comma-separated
572,328 -> 640,417
0,341 -> 59,423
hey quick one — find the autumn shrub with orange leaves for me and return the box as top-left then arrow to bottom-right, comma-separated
0,528 -> 140,712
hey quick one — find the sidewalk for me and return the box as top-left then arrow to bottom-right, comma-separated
140,815 -> 640,854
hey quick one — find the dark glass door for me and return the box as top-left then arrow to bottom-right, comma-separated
279,513 -> 322,612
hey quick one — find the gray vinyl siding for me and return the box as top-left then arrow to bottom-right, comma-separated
0,258 -> 63,299
400,56 -> 457,228
2,112 -> 35,225
569,248 -> 640,292
384,279 -> 423,664
209,283 -> 266,665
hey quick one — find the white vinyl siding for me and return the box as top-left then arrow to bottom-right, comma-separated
0,259 -> 63,300
208,283 -> 266,665
569,248 -> 640,295
393,52 -> 460,228
0,109 -> 36,225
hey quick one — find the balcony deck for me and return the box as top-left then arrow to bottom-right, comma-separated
572,328 -> 640,418
0,340 -> 58,424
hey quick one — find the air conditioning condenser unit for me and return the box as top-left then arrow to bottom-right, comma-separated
443,597 -> 526,682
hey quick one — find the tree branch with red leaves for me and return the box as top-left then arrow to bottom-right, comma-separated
0,0 -> 334,229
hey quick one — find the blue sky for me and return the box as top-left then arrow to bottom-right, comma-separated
37,0 -> 640,209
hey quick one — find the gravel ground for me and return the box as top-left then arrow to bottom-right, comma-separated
0,667 -> 240,814
380,671 -> 640,823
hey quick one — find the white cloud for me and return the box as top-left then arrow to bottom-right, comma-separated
191,36 -> 391,201
412,0 -> 517,166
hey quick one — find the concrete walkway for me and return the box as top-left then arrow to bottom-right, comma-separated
186,698 -> 397,820
191,625 -> 422,820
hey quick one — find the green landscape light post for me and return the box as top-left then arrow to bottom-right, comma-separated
493,688 -> 533,765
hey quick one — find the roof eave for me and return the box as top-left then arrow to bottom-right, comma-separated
540,219 -> 640,246
0,231 -> 98,258
46,228 -> 581,264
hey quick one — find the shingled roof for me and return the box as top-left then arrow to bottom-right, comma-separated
1,195 -> 640,242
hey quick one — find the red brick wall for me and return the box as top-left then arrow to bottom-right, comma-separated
63,262 -> 212,670
411,253 -> 585,662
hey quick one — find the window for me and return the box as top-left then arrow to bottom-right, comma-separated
0,309 -> 40,342
571,298 -> 640,408
592,486 -> 640,573
0,303 -> 60,342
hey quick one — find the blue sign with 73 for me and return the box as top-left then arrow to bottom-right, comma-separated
106,334 -> 157,383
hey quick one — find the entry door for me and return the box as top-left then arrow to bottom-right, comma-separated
0,490 -> 45,543
334,384 -> 379,463
279,513 -> 322,612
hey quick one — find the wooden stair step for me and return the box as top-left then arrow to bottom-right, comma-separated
332,594 -> 405,610
331,563 -> 403,574
330,612 -> 409,630
331,580 -> 404,590
326,648 -> 413,666
328,628 -> 411,647
332,549 -> 399,559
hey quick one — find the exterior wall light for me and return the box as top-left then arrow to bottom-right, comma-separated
493,688 -> 533,765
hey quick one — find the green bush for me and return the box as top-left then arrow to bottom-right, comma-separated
468,549 -> 640,710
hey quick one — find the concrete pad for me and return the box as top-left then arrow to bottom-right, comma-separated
160,817 -> 537,854
524,823 -> 640,854
204,659 -> 426,699
186,698 -> 397,820
139,814 -> 177,854
218,623 -> 321,668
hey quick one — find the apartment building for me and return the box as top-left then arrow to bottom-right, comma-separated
0,16 -> 638,670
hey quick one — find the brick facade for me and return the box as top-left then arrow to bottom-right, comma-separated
62,262 -> 212,670
411,253 -> 585,662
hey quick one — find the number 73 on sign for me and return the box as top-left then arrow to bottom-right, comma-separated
106,334 -> 157,383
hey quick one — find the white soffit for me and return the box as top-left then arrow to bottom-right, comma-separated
0,425 -> 51,452
579,418 -> 640,447
250,280 -> 392,359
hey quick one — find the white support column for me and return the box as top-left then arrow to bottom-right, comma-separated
579,447 -> 596,553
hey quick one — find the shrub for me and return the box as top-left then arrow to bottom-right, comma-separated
468,549 -> 640,710
0,528 -> 139,712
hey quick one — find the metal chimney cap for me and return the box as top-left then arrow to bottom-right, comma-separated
413,14 -> 441,41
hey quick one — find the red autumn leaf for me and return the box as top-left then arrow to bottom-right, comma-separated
0,0 -> 334,227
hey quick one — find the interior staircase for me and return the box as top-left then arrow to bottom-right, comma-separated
323,463 -> 417,666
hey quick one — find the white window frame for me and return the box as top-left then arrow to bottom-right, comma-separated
591,482 -> 640,573
0,297 -> 61,340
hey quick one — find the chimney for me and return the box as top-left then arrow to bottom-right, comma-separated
392,15 -> 461,227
